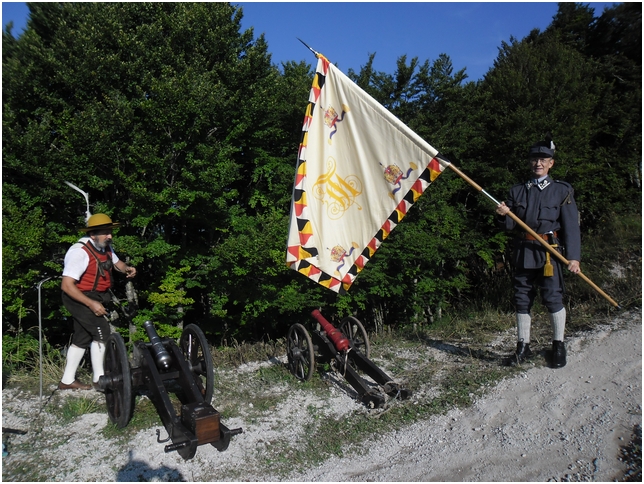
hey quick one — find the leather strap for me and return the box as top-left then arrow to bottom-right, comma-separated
523,231 -> 557,242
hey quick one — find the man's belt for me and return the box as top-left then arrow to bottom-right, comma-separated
523,231 -> 557,242
521,231 -> 559,277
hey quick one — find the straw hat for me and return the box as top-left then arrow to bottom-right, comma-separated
78,213 -> 121,232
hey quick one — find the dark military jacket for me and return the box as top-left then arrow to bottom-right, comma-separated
497,175 -> 581,269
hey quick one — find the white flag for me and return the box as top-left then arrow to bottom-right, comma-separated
286,55 -> 448,294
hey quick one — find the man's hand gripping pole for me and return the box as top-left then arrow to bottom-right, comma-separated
436,156 -> 620,309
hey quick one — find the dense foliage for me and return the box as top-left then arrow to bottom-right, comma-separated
3,2 -> 641,351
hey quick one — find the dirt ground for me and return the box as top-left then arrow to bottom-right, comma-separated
1,309 -> 641,482
291,311 -> 642,482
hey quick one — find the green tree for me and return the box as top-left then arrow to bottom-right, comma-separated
3,2 -> 639,349
2,3 -> 314,342
473,2 -> 641,227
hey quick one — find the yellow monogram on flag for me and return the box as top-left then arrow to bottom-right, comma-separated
286,55 -> 446,293
312,157 -> 363,220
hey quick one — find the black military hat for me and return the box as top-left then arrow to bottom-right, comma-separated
529,134 -> 555,158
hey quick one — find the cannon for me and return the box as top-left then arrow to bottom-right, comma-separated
97,321 -> 242,460
287,310 -> 411,408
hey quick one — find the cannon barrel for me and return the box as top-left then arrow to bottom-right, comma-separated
311,310 -> 349,352
143,320 -> 173,370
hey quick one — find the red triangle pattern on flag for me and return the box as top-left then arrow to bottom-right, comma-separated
286,53 -> 447,295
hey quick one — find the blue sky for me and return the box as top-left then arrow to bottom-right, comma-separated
2,2 -> 617,81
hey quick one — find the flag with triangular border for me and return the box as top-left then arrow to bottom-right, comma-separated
286,54 -> 449,294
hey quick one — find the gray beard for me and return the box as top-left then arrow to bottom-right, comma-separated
91,238 -> 108,251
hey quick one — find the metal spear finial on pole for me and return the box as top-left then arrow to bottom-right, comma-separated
437,155 -> 621,310
297,38 -> 322,58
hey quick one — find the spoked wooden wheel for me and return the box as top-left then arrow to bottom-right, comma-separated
287,323 -> 315,381
103,332 -> 133,428
339,316 -> 371,358
180,324 -> 214,404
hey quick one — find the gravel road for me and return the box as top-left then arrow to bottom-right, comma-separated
2,310 -> 641,482
291,311 -> 642,482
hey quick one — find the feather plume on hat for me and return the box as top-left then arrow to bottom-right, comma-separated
529,133 -> 556,158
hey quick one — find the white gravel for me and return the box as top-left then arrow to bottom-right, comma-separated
291,311 -> 642,482
2,310 -> 641,482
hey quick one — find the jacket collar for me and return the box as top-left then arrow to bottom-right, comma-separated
526,176 -> 551,191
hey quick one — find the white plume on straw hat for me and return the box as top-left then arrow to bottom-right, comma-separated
64,181 -> 92,222
64,181 -> 121,232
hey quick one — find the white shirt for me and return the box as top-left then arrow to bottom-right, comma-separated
62,236 -> 120,282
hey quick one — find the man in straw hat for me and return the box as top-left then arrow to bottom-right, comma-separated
58,213 -> 137,390
496,135 -> 581,369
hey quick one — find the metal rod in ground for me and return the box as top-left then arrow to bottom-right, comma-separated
37,276 -> 53,401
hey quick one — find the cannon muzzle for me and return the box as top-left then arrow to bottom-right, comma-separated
311,310 -> 350,352
143,320 -> 173,370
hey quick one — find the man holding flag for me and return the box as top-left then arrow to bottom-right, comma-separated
495,136 -> 581,369
287,46 -> 613,368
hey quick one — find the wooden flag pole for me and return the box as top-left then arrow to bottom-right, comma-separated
443,160 -> 620,309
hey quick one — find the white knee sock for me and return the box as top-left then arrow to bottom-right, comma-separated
549,308 -> 566,341
61,344 -> 87,384
90,341 -> 106,383
517,313 -> 531,343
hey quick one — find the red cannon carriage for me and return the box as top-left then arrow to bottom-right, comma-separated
287,310 -> 411,408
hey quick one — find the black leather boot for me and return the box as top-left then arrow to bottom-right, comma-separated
514,341 -> 533,364
552,340 -> 566,368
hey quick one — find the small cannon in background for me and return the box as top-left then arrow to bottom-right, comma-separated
287,310 -> 411,408
97,321 -> 242,460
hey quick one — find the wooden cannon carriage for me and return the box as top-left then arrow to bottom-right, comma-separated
97,321 -> 241,460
